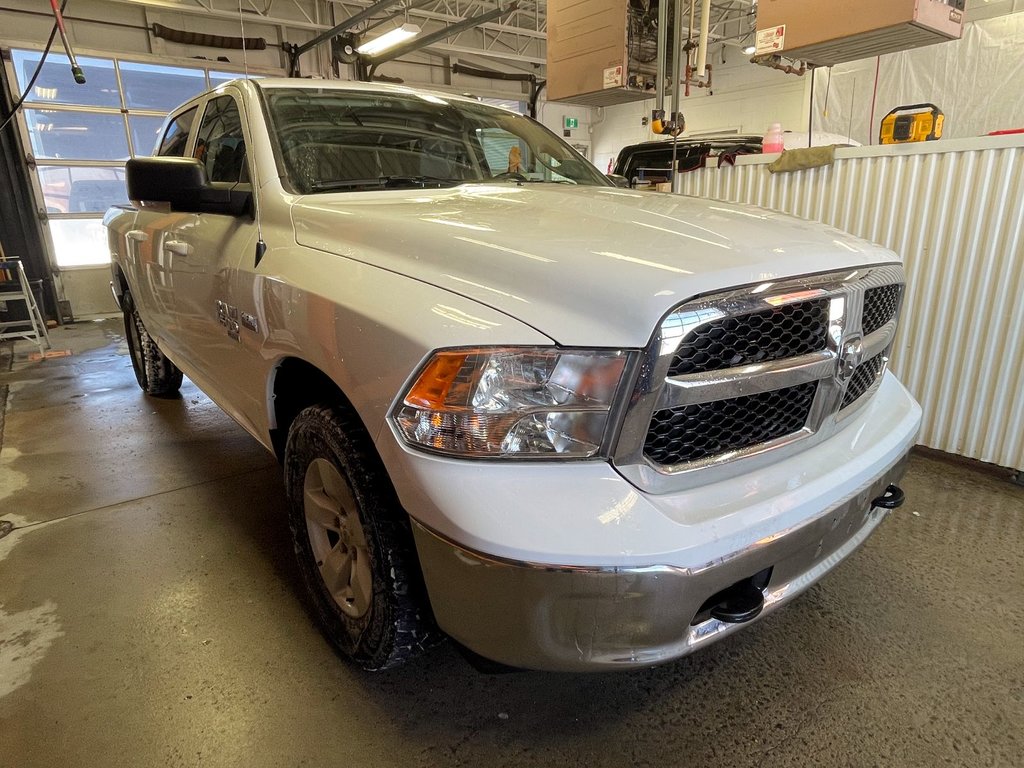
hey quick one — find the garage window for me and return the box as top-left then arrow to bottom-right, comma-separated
5,49 -> 264,268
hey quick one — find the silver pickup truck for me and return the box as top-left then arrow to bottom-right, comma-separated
104,78 -> 921,672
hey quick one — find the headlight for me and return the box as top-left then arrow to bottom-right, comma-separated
391,347 -> 631,458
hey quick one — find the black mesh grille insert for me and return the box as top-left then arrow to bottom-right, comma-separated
668,299 -> 830,377
842,353 -> 886,409
644,382 -> 818,466
862,284 -> 902,336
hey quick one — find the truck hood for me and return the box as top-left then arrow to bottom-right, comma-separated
291,184 -> 897,347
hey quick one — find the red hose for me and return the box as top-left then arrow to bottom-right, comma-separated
48,0 -> 67,36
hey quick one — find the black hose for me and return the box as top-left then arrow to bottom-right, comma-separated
0,0 -> 68,133
451,62 -> 536,83
151,23 -> 266,51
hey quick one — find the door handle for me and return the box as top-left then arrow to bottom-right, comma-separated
126,230 -> 148,242
164,240 -> 193,257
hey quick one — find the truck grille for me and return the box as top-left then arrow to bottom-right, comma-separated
862,284 -> 902,336
613,265 -> 907,492
842,352 -> 887,409
668,299 -> 830,376
644,382 -> 817,465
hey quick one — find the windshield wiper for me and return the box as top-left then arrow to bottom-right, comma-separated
309,175 -> 463,192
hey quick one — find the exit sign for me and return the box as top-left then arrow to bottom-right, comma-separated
564,116 -> 579,130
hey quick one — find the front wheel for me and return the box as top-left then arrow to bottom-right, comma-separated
122,290 -> 182,396
284,403 -> 437,670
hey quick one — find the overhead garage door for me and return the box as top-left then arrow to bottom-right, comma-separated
3,47 -> 263,313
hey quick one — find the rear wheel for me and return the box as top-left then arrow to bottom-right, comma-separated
122,290 -> 182,396
284,403 -> 437,670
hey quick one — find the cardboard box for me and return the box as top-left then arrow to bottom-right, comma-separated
546,0 -> 651,106
755,0 -> 963,66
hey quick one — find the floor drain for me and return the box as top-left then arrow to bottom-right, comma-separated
0,520 -> 13,539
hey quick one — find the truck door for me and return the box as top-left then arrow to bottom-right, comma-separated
162,91 -> 264,434
125,105 -> 199,357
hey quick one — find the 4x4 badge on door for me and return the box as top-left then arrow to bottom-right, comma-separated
215,300 -> 259,340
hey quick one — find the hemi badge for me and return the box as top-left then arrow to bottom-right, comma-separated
241,311 -> 259,333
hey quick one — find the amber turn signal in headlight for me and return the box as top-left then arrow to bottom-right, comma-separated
391,347 -> 630,458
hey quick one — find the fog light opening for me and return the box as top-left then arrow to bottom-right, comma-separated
691,567 -> 772,626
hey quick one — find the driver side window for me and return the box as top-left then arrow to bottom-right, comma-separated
194,95 -> 248,184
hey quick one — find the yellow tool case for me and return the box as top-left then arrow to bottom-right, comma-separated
880,104 -> 944,144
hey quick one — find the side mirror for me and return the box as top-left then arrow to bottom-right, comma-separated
126,157 -> 250,216
606,173 -> 630,188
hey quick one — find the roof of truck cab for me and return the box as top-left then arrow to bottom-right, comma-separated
244,77 -> 507,110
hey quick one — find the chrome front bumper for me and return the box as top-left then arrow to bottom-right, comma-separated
412,451 -> 910,672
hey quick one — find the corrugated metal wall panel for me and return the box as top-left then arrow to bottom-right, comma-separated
678,143 -> 1024,470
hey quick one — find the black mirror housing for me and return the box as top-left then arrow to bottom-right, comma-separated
606,173 -> 630,189
126,157 -> 251,216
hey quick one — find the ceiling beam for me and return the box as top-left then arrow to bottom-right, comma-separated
293,0 -> 403,55
95,0 -> 330,32
367,1 -> 519,63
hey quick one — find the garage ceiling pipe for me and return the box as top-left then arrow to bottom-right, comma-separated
670,0 -> 684,128
654,0 -> 669,110
695,0 -> 712,75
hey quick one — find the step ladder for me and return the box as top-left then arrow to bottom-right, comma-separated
0,257 -> 51,356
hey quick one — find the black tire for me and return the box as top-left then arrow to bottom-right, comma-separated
122,290 -> 183,397
284,403 -> 438,670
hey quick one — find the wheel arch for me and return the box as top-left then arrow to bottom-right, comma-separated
267,356 -> 374,464
111,262 -> 130,307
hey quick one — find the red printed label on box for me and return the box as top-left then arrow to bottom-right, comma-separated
755,24 -> 786,55
603,65 -> 623,89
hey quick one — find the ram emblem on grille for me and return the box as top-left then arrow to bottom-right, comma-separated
838,337 -> 864,384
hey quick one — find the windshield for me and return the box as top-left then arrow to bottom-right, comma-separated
261,87 -> 609,193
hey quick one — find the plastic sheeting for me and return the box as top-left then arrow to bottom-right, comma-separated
812,13 -> 1024,145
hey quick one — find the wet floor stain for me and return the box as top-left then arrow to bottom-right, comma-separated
0,599 -> 64,700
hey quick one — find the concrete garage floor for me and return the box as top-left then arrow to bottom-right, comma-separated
1,319 -> 1022,768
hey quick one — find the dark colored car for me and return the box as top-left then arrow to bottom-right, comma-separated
612,135 -> 763,187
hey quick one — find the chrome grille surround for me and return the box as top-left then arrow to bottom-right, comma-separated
612,264 -> 906,494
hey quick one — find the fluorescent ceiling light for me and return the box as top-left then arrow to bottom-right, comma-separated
357,23 -> 421,56
743,45 -> 756,55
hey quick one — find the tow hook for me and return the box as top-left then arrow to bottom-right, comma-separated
709,581 -> 765,624
871,484 -> 905,510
